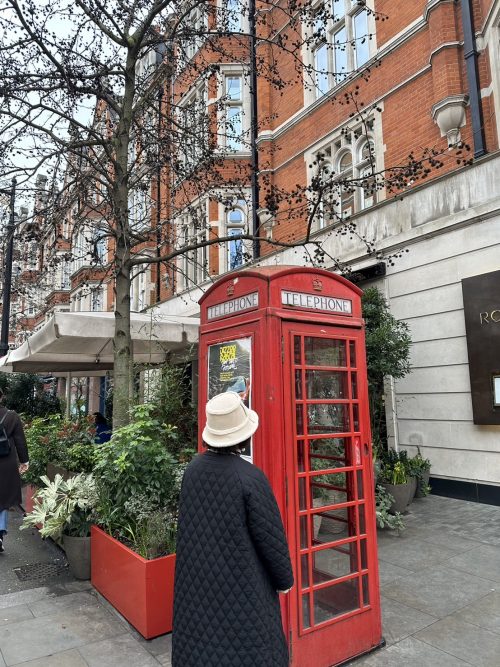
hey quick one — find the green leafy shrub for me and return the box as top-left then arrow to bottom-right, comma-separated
24,415 -> 97,486
150,364 -> 198,454
410,448 -> 432,496
375,485 -> 405,531
22,473 -> 97,538
93,403 -> 191,558
64,442 -> 97,474
24,416 -> 64,486
362,288 -> 411,451
0,373 -> 61,417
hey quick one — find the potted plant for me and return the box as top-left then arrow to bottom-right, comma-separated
411,449 -> 432,498
375,485 -> 405,532
379,461 -> 414,514
91,404 -> 189,639
21,473 -> 96,579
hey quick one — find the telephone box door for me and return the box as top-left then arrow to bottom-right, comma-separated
283,322 -> 381,666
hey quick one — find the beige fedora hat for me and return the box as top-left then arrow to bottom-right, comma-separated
202,392 -> 259,448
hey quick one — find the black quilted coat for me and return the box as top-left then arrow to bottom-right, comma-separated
172,450 -> 294,667
0,407 -> 29,511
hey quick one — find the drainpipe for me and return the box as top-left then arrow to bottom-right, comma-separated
249,0 -> 260,259
461,0 -> 487,158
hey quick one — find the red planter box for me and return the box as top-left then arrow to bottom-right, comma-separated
22,484 -> 38,514
90,525 -> 176,639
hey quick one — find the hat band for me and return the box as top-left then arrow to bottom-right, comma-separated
206,414 -> 251,436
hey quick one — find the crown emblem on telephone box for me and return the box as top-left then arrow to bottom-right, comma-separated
312,278 -> 323,292
226,282 -> 235,296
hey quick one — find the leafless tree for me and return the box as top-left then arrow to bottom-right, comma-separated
0,0 -> 470,426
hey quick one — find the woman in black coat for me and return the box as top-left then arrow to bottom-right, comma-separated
0,397 -> 29,553
172,392 -> 294,667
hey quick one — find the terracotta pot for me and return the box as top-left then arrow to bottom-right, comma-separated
380,482 -> 413,514
91,525 -> 175,639
22,484 -> 38,514
63,534 -> 91,580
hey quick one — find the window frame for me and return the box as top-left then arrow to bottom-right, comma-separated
217,68 -> 250,153
175,201 -> 210,292
307,0 -> 375,100
307,119 -> 381,230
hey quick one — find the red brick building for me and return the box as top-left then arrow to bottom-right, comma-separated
158,0 -> 500,497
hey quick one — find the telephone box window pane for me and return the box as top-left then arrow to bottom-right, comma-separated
295,370 -> 303,399
300,516 -> 309,548
351,372 -> 358,399
308,403 -> 350,433
349,340 -> 356,367
296,404 -> 304,435
360,539 -> 368,570
301,555 -> 310,589
352,403 -> 360,431
358,504 -> 366,534
294,336 -> 302,364
303,595 -> 312,629
305,370 -> 348,399
299,477 -> 307,511
314,508 -> 351,542
357,470 -> 364,499
313,580 -> 359,624
312,542 -> 359,584
362,574 -> 370,606
310,438 -> 347,469
354,11 -> 370,68
309,472 -> 348,507
305,337 -> 347,367
297,440 -> 306,472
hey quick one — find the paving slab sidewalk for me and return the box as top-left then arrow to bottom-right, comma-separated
1,494 -> 499,665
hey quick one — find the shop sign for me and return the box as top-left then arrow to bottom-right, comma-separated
281,290 -> 352,315
462,269 -> 500,425
207,292 -> 259,320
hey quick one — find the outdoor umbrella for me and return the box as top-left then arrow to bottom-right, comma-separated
0,311 -> 200,374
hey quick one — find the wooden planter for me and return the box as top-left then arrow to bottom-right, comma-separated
90,525 -> 176,639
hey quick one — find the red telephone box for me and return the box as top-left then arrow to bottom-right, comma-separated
198,266 -> 382,666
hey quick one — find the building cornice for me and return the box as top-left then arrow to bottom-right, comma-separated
423,0 -> 457,23
258,64 -> 431,176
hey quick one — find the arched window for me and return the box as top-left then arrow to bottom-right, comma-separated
310,123 -> 379,227
357,139 -> 376,209
315,161 -> 334,229
227,205 -> 246,270
337,151 -> 354,218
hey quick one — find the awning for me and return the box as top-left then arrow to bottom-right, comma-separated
0,311 -> 200,374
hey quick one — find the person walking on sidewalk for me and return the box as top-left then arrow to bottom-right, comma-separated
172,392 -> 294,667
0,389 -> 29,553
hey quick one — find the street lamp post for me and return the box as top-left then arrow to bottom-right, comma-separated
0,178 -> 17,358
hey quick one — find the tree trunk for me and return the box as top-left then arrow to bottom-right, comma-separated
113,243 -> 132,429
111,49 -> 137,429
